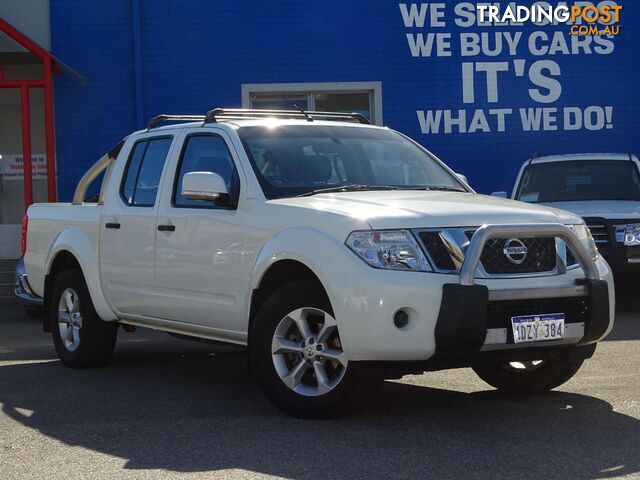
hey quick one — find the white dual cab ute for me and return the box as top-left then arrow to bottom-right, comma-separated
16,108 -> 615,418
507,153 -> 640,287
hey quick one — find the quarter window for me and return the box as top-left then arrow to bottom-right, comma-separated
121,137 -> 173,207
173,134 -> 238,208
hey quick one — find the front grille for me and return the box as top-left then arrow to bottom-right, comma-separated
480,237 -> 556,274
586,221 -> 610,252
417,228 -> 566,276
462,231 -> 556,274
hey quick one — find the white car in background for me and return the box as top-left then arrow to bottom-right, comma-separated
508,154 -> 640,287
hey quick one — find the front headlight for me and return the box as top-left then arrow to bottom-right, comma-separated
571,224 -> 599,262
346,230 -> 432,271
624,224 -> 640,246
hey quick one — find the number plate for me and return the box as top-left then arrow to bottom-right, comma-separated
511,313 -> 565,344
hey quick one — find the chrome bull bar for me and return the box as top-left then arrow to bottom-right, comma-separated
459,224 -> 600,301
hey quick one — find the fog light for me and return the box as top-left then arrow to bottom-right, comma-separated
394,310 -> 409,329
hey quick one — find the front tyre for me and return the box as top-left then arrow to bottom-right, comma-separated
50,269 -> 118,368
250,281 -> 375,419
473,357 -> 585,393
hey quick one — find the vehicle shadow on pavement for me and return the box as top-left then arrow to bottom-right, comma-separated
1,342 -> 639,480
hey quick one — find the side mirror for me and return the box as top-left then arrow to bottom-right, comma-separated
182,171 -> 229,202
491,191 -> 508,198
455,173 -> 469,186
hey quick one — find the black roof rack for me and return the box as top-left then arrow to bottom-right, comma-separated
146,109 -> 371,130
203,108 -> 370,125
146,114 -> 205,129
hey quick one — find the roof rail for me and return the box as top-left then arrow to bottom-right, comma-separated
146,114 -> 205,129
203,108 -> 370,125
146,109 -> 372,130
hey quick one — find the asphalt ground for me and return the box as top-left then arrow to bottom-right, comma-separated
1,296 -> 639,480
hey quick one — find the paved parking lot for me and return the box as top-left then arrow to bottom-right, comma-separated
1,301 -> 639,480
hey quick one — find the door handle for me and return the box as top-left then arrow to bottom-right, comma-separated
105,222 -> 121,229
157,224 -> 176,232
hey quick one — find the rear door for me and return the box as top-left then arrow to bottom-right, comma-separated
100,134 -> 175,317
153,128 -> 247,334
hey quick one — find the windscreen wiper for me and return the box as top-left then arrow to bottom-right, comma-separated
296,184 -> 400,197
404,186 -> 467,192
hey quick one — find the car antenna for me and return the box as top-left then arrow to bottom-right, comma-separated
294,104 -> 314,122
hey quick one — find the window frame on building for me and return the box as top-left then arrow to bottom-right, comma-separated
241,82 -> 383,125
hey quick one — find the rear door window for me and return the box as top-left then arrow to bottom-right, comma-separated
120,137 -> 173,207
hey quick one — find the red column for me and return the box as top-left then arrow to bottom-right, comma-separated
43,57 -> 57,201
20,85 -> 33,209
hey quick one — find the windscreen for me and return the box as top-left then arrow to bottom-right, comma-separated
516,160 -> 640,203
238,125 -> 464,199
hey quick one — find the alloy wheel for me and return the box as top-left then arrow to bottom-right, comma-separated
271,307 -> 348,396
58,288 -> 83,352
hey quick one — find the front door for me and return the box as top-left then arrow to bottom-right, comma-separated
100,134 -> 175,317
153,130 -> 247,334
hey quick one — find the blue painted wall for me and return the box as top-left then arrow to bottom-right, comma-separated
51,1 -> 639,200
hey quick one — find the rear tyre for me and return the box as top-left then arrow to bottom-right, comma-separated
50,269 -> 118,368
473,357 -> 585,393
250,280 -> 377,419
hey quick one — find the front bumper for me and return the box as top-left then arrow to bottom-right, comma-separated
14,258 -> 44,306
434,279 -> 609,355
435,223 -> 610,354
328,223 -> 614,362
